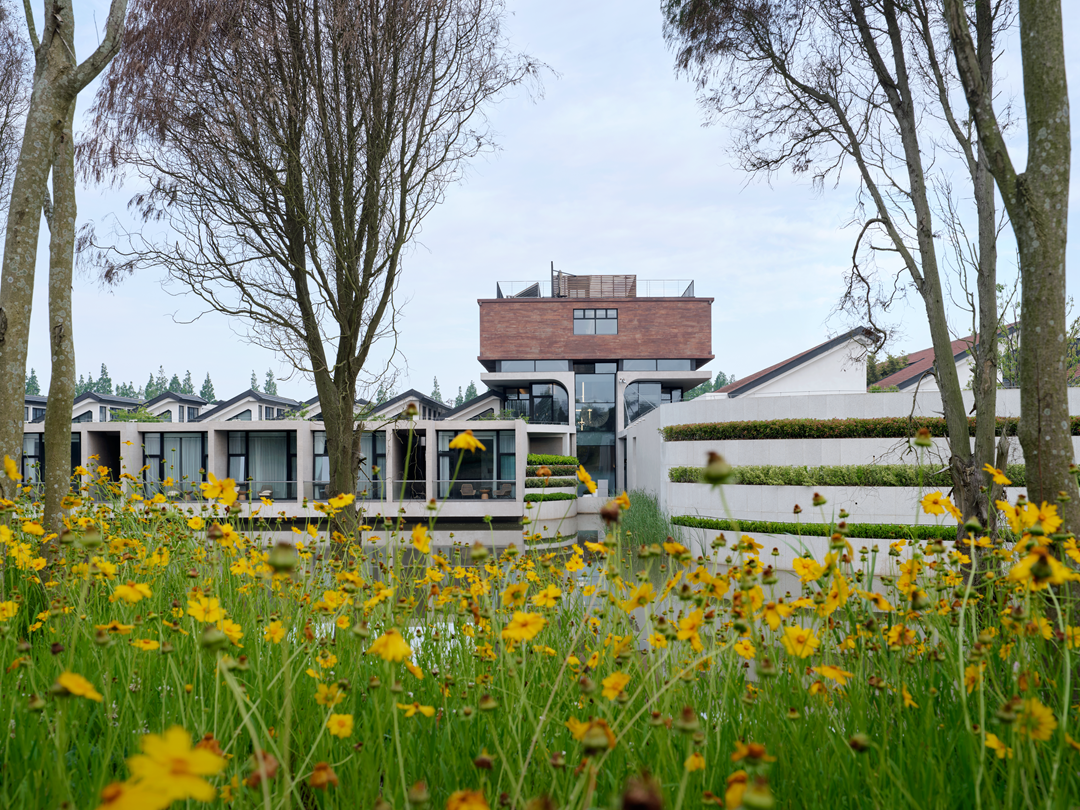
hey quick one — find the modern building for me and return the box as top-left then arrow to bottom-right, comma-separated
19,272 -> 714,541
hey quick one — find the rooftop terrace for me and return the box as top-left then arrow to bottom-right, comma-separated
495,272 -> 695,299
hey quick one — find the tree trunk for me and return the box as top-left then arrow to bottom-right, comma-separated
42,101 -> 76,538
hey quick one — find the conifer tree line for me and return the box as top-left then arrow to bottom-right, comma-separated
431,377 -> 479,408
23,364 -> 279,402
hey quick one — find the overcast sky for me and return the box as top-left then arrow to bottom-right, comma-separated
14,0 -> 1080,402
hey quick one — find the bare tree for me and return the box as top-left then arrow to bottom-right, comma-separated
943,0 -> 1079,531
0,0 -> 31,217
0,0 -> 127,533
81,0 -> 541,517
663,0 -> 1010,533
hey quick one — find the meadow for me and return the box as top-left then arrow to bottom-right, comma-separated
0,432 -> 1078,809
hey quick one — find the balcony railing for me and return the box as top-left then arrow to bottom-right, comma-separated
436,480 -> 517,500
235,480 -> 297,502
495,278 -> 695,299
392,480 -> 428,501
305,481 -> 386,501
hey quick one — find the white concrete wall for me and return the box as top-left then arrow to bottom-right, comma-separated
745,341 -> 868,397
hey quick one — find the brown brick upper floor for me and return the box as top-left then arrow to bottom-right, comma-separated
477,297 -> 714,370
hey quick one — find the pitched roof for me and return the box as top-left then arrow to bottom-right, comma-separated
195,389 -> 301,421
143,391 -> 209,408
718,327 -> 875,398
872,338 -> 974,390
440,389 -> 501,419
72,391 -> 142,407
372,389 -> 449,415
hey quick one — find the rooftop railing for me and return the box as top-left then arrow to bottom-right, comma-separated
495,278 -> 695,299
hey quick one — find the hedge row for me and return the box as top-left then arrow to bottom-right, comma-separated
523,492 -> 578,502
660,416 -> 1071,442
668,463 -> 1027,488
526,465 -> 578,477
671,515 -> 957,541
524,478 -> 577,488
526,454 -> 579,466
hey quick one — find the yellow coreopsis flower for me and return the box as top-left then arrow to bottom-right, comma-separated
601,671 -> 630,700
733,638 -> 755,659
0,600 -> 19,620
328,492 -> 355,510
397,702 -> 436,718
501,582 -> 529,608
1017,698 -> 1057,742
576,465 -> 597,494
130,639 -> 161,652
501,611 -> 546,642
1008,545 -> 1077,590
684,752 -> 705,772
199,472 -> 238,507
983,463 -> 1012,486
532,584 -> 562,608
316,682 -> 345,707
263,622 -> 286,645
3,455 -> 21,481
187,595 -> 224,624
367,628 -> 413,662
446,790 -> 490,810
780,625 -> 820,659
126,726 -> 226,803
326,714 -> 354,739
985,733 -> 1012,759
619,582 -> 655,613
56,672 -> 104,702
187,515 -> 205,531
759,600 -> 792,631
412,524 -> 431,554
112,582 -> 152,605
448,430 -> 486,452
813,665 -> 854,686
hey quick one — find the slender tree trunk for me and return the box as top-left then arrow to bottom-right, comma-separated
42,101 -> 76,537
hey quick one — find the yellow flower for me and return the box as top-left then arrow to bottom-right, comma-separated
813,665 -> 854,686
0,601 -> 18,621
619,582 -> 655,613
648,633 -> 668,649
531,584 -> 562,608
1008,545 -> 1077,589
501,611 -> 547,642
412,524 -> 431,554
200,472 -> 238,507
264,621 -> 286,644
985,733 -> 1013,759
601,671 -> 630,700
901,684 -> 918,709
95,621 -> 134,635
397,702 -> 437,718
663,540 -> 689,556
187,595 -> 223,624
964,663 -> 985,694
1017,698 -> 1057,742
3,455 -> 21,481
130,639 -> 160,651
446,790 -> 490,810
326,714 -> 354,739
448,430 -> 486,452
187,516 -> 205,531
127,726 -> 226,803
112,582 -> 152,605
733,639 -> 755,659
983,463 -> 1012,486
367,628 -> 413,662
759,601 -> 792,631
328,492 -> 355,510
56,672 -> 104,702
576,466 -> 597,494
316,682 -> 345,707
780,626 -> 820,659
684,752 -> 705,772
95,780 -> 162,810
220,619 -> 244,646
501,582 -> 529,608
613,491 -> 631,510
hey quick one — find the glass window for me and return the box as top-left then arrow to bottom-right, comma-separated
32,407 -> 45,420
21,434 -> 43,483
229,409 -> 252,421
437,429 -> 515,498
73,411 -> 92,423
573,309 -> 616,335
622,360 -> 656,371
624,382 -> 661,425
499,360 -> 535,372
188,407 -> 199,421
160,410 -> 173,422
595,362 -> 617,373
99,406 -> 107,422
577,374 -> 615,402
535,360 -> 570,371
657,359 -> 694,370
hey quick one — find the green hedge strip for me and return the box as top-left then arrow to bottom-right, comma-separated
671,515 -> 957,541
523,492 -> 578,502
526,454 -> 579,466
526,465 -> 578,477
668,464 -> 1027,488
524,478 -> 577,488
661,416 -> 1069,442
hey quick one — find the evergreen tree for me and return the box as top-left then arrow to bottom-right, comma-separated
144,372 -> 158,399
455,386 -> 464,407
431,376 -> 442,402
76,374 -> 87,395
200,374 -> 216,402
250,371 -> 260,392
154,366 -> 168,396
116,381 -> 137,399
96,363 -> 114,395
464,381 -> 478,401
83,371 -> 96,395
713,371 -> 731,390
168,373 -> 182,392
264,369 -> 278,395
180,371 -> 195,395
25,368 -> 40,396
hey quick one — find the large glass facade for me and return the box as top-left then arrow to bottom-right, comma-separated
575,362 -> 616,493
503,383 -> 570,424
20,434 -> 81,485
624,383 -> 683,427
312,430 -> 385,500
436,430 -> 516,499
228,431 -> 297,500
143,432 -> 206,496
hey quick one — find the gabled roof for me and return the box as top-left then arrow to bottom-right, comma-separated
440,389 -> 501,419
72,391 -> 142,407
874,326 -> 1018,390
371,389 -> 449,416
718,327 -> 875,398
24,395 -> 47,405
143,391 -> 208,408
195,389 -> 301,421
